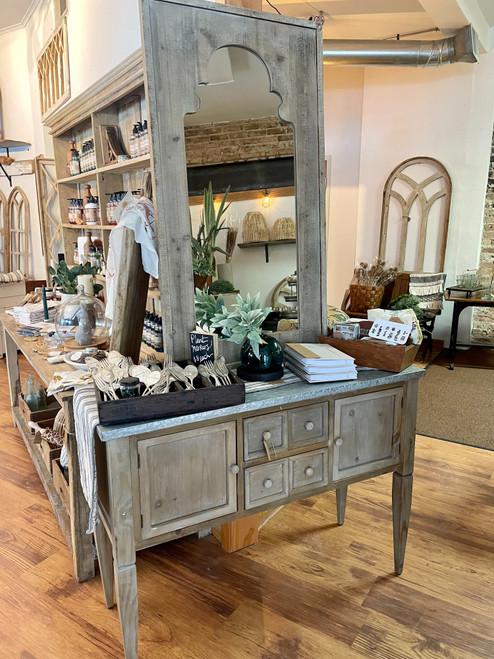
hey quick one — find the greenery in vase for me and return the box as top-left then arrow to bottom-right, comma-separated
48,260 -> 103,295
208,279 -> 235,295
190,182 -> 231,276
211,292 -> 271,358
387,293 -> 424,320
194,288 -> 225,331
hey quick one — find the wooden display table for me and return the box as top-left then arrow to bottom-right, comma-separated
94,366 -> 424,658
444,290 -> 494,369
0,312 -> 95,582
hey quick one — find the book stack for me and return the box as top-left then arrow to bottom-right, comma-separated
284,343 -> 357,383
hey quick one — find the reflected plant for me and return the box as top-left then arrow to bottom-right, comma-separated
190,182 -> 231,275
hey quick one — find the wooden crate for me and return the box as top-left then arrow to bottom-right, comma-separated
18,393 -> 61,434
96,371 -> 245,426
52,458 -> 70,513
318,334 -> 420,373
36,436 -> 62,475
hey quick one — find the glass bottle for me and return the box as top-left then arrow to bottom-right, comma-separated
66,140 -> 76,176
73,242 -> 79,265
69,148 -> 81,176
83,231 -> 94,260
135,122 -> 143,157
24,374 -> 39,412
36,382 -> 48,410
84,197 -> 99,225
141,120 -> 149,155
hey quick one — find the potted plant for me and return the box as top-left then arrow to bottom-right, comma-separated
194,287 -> 225,332
190,182 -> 231,290
210,292 -> 284,381
48,261 -> 103,301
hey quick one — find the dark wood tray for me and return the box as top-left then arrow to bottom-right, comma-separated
95,370 -> 245,426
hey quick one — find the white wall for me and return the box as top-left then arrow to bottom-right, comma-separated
355,53 -> 494,342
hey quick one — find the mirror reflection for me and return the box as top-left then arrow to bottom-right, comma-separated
184,46 -> 298,331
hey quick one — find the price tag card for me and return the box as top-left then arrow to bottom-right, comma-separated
189,330 -> 218,364
368,319 -> 411,345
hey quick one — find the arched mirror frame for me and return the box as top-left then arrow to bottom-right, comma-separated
142,0 -> 326,360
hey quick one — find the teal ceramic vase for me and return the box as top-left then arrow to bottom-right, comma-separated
237,334 -> 284,382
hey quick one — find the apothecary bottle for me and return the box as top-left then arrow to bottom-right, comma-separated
69,148 -> 81,176
84,197 -> 99,225
24,374 -> 39,411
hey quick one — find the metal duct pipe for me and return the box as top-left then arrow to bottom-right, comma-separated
323,24 -> 478,66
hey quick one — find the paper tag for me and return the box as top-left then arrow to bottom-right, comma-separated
368,319 -> 411,345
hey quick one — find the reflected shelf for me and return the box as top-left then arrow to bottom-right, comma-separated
237,239 -> 296,263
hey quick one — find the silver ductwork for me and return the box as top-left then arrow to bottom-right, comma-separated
323,24 -> 478,66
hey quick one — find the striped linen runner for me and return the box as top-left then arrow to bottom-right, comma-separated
73,385 -> 100,534
408,272 -> 446,317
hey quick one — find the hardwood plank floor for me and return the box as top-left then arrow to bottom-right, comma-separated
0,357 -> 493,658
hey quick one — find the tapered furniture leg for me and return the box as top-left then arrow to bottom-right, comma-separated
94,519 -> 114,608
336,486 -> 347,525
392,471 -> 413,575
114,564 -> 138,659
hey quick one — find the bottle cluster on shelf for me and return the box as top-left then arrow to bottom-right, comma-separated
68,197 -> 100,225
23,373 -> 48,412
79,139 -> 96,172
130,120 -> 149,158
142,311 -> 163,352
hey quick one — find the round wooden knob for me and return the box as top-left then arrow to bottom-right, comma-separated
263,478 -> 273,489
335,438 -> 343,447
262,431 -> 272,441
304,466 -> 314,477
230,465 -> 240,475
304,421 -> 314,431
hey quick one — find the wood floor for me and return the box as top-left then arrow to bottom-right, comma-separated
1,358 -> 493,658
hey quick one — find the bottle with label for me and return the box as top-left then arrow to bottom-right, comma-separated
69,147 -> 81,176
73,242 -> 80,265
67,140 -> 76,176
36,382 -> 48,410
24,374 -> 39,412
141,120 -> 149,155
85,197 -> 99,225
83,231 -> 94,261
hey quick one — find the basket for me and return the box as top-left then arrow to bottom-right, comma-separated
271,217 -> 295,241
241,211 -> 270,243
349,284 -> 384,313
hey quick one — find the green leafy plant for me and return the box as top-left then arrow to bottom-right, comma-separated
387,293 -> 424,320
190,182 -> 231,275
48,261 -> 103,295
208,279 -> 235,295
211,292 -> 271,358
194,288 -> 225,331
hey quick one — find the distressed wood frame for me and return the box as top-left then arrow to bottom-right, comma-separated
141,0 -> 327,360
34,157 -> 62,277
7,186 -> 30,276
37,14 -> 70,122
0,190 -> 7,272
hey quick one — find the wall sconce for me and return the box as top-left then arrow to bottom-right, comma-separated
262,189 -> 270,208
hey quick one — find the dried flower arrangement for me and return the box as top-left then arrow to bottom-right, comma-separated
354,259 -> 400,287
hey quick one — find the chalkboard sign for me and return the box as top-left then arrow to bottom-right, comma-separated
189,331 -> 218,365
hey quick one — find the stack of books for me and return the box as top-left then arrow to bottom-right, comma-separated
284,343 -> 357,383
13,302 -> 57,326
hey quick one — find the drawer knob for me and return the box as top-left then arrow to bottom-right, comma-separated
262,431 -> 272,441
263,478 -> 273,489
335,438 -> 343,447
304,421 -> 315,431
304,466 -> 314,477
230,465 -> 240,475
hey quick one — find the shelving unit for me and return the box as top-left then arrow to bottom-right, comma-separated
238,238 -> 296,263
45,54 -> 151,267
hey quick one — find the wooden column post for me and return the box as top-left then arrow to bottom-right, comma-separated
109,228 -> 149,364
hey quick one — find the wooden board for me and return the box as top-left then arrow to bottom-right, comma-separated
319,334 -> 419,372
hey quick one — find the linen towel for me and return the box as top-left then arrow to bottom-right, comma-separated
409,272 -> 446,317
73,385 -> 100,534
105,196 -> 158,320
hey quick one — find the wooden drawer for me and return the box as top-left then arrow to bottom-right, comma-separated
52,458 -> 70,514
288,402 -> 328,449
289,448 -> 329,493
243,412 -> 287,461
244,459 -> 289,509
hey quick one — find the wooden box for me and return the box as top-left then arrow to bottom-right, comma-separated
318,333 -> 420,373
52,458 -> 70,513
18,393 -> 61,434
96,371 -> 245,426
36,436 -> 62,475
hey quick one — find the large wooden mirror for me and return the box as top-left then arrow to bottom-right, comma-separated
142,0 -> 326,360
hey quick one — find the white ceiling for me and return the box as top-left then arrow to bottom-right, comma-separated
0,0 -> 34,32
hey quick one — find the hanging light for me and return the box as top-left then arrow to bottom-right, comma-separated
261,189 -> 270,208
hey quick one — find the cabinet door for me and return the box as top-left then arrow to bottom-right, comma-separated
333,388 -> 402,481
137,422 -> 237,540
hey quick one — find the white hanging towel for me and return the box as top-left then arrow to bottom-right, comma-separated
105,196 -> 159,320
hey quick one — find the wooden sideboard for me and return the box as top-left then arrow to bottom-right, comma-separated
94,367 -> 424,658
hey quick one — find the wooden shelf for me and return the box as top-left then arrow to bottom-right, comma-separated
57,155 -> 151,185
237,239 -> 295,263
61,223 -> 114,230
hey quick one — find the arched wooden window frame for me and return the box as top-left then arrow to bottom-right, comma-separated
0,190 -> 8,272
7,186 -> 30,275
378,156 -> 452,273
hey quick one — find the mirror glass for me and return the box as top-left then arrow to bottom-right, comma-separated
184,46 -> 298,332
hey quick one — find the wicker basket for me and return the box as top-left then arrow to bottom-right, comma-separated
349,284 -> 384,312
242,211 -> 270,243
271,217 -> 295,241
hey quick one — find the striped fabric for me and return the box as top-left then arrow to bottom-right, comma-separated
0,269 -> 24,283
409,272 -> 446,318
73,385 -> 100,534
